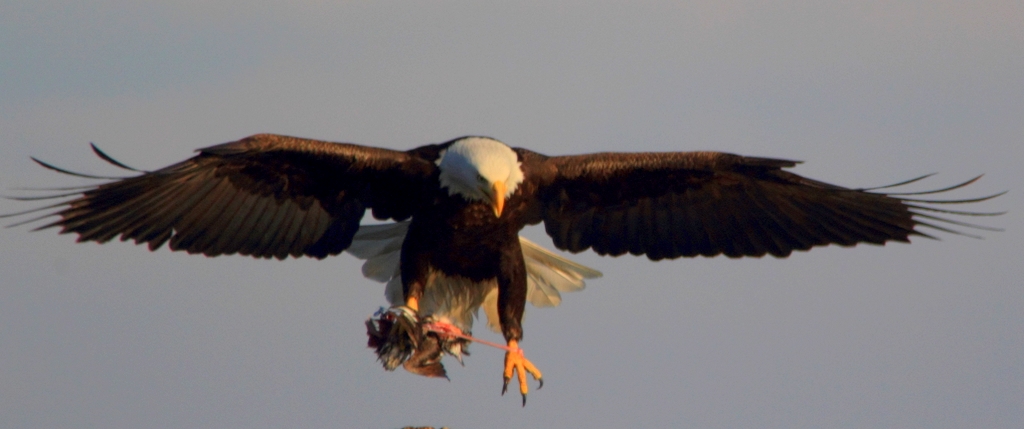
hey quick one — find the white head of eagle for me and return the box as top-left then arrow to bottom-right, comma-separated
437,137 -> 525,216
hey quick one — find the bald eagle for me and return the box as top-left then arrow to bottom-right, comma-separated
3,134 -> 1001,405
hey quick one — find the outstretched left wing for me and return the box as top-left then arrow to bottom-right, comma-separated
4,134 -> 444,260
530,150 -> 1001,261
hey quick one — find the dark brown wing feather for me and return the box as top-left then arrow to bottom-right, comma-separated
8,134 -> 443,259
533,151 -> 1001,260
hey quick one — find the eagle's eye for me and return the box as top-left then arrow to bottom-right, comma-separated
476,174 -> 487,184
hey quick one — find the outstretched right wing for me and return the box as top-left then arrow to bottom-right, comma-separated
5,134 -> 444,259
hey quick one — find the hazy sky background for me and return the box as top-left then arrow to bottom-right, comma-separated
1,2 -> 1021,428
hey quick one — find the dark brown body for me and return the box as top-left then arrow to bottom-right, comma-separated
401,183 -> 538,341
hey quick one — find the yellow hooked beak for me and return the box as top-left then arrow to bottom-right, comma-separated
491,180 -> 506,218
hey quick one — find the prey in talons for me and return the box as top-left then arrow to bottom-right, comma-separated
365,306 -> 470,379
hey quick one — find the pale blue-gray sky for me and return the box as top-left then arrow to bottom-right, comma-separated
1,2 -> 1021,428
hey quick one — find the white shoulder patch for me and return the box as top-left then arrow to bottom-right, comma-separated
345,221 -> 602,333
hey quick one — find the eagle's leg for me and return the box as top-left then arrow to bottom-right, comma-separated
497,239 -> 542,406
405,295 -> 419,312
399,244 -> 428,314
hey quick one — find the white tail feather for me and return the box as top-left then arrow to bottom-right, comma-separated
520,236 -> 601,308
346,221 -> 602,333
345,222 -> 408,259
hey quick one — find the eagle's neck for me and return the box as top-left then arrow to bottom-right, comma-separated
437,137 -> 524,204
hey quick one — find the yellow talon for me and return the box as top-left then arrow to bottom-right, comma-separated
501,339 -> 543,406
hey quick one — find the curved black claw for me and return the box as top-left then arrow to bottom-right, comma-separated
501,376 -> 530,406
